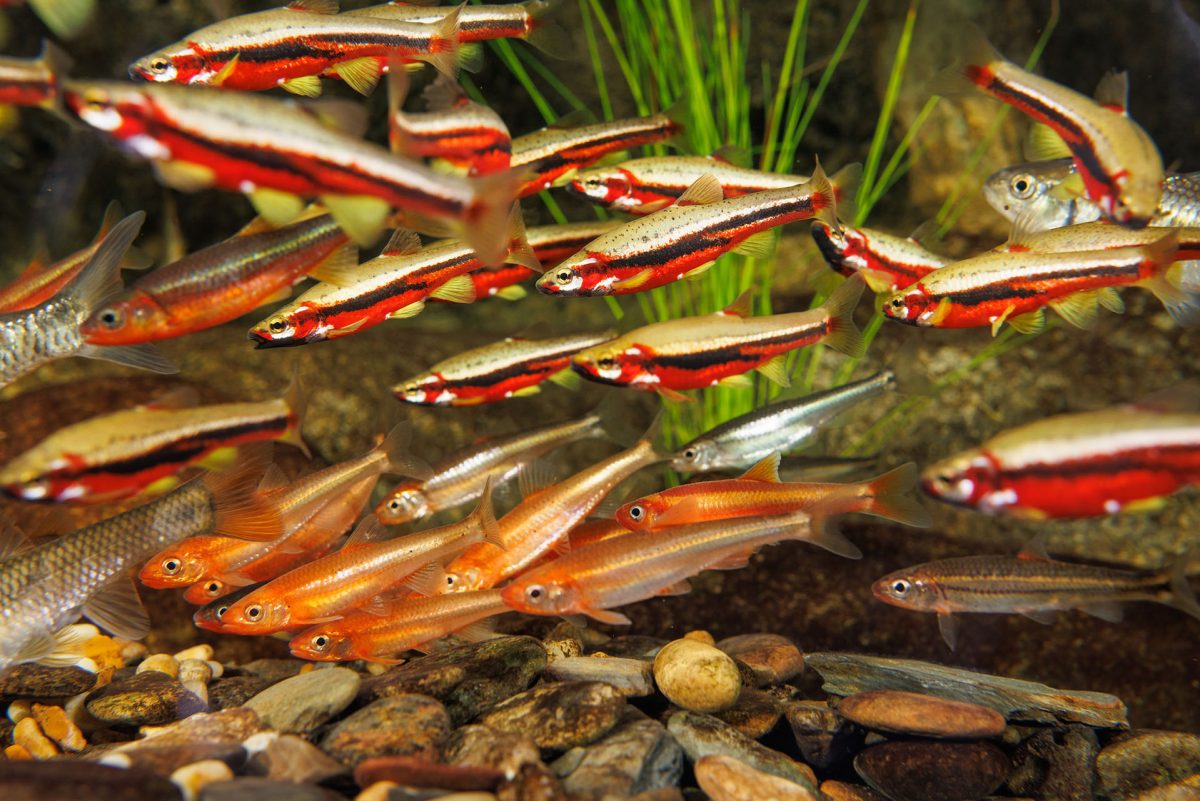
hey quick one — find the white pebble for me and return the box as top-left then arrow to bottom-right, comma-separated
7,700 -> 32,723
170,759 -> 233,801
653,637 -> 742,713
174,644 -> 215,662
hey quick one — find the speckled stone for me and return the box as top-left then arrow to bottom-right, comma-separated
496,761 -> 569,801
238,660 -> 305,684
445,724 -> 543,780
716,634 -> 804,686
243,732 -> 346,784
321,693 -> 451,768
96,708 -> 262,775
362,636 -> 547,726
696,754 -> 821,801
544,656 -> 654,697
1127,774 -> 1200,800
1008,725 -> 1099,801
784,700 -> 862,769
1097,731 -> 1200,801
654,639 -> 742,714
0,760 -> 180,800
478,681 -> 625,752
0,664 -> 97,697
207,676 -> 272,711
558,712 -> 683,798
244,667 -> 360,734
593,635 -> 666,660
853,740 -> 1009,801
85,670 -> 206,726
715,688 -> 784,740
837,690 -> 1006,739
667,711 -> 817,790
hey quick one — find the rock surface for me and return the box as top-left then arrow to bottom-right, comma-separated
243,667 -> 359,734
837,690 -> 1006,738
85,670 -> 206,726
478,681 -> 626,752
243,732 -> 346,784
321,693 -> 452,768
0,664 -> 98,697
353,755 -> 504,791
558,712 -> 683,798
1097,731 -> 1200,801
695,754 -> 821,801
667,711 -> 817,790
653,638 -> 742,714
853,740 -> 1010,801
0,760 -> 181,800
785,699 -> 862,770
545,656 -> 655,697
1007,725 -> 1099,801
445,724 -> 544,779
716,634 -> 804,686
715,688 -> 785,740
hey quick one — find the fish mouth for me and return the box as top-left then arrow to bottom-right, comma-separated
247,331 -> 305,349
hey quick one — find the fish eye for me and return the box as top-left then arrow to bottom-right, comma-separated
161,558 -> 181,575
311,634 -> 329,651
388,498 -> 403,511
149,58 -> 170,74
1010,174 -> 1035,198
683,448 -> 697,460
267,319 -> 287,334
889,297 -> 905,309
215,604 -> 229,618
937,473 -> 954,485
891,579 -> 912,596
628,505 -> 644,520
205,581 -> 222,596
526,584 -> 546,602
597,357 -> 616,369
404,384 -> 420,397
445,574 -> 458,588
245,604 -> 263,620
97,308 -> 125,329
555,269 -> 574,284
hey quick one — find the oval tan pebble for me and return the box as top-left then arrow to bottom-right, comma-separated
695,754 -> 820,801
838,690 -> 1006,739
683,630 -> 716,646
174,644 -> 215,662
137,653 -> 180,678
653,638 -> 742,713
820,780 -> 889,801
170,759 -> 234,801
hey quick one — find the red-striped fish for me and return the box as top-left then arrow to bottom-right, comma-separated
537,165 -> 839,296
810,221 -> 948,294
570,279 -> 865,402
0,41 -> 67,109
389,72 -> 511,176
345,0 -> 567,55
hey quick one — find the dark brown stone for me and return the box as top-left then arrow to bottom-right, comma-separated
478,681 -> 626,752
820,780 -> 889,801
85,670 -> 206,726
0,663 -> 98,697
0,760 -> 180,800
354,755 -> 504,790
1097,731 -> 1200,801
784,699 -> 862,770
1008,725 -> 1099,801
207,676 -> 271,710
445,723 -> 544,778
321,693 -> 451,768
715,688 -> 784,740
716,634 -> 804,686
853,740 -> 1009,801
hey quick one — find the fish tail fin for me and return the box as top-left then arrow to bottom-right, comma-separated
386,63 -> 414,157
37,39 -> 73,108
804,157 -> 840,230
827,162 -> 862,226
375,422 -> 434,481
503,204 -> 541,270
203,446 -> 284,541
521,0 -> 571,59
819,275 -> 867,357
1163,550 -> 1200,622
423,3 -> 463,78
1144,232 -> 1200,327
463,169 -> 527,266
28,0 -> 95,39
859,462 -> 933,528
788,512 -> 862,560
662,93 -> 691,151
280,367 -> 311,458
925,23 -> 1003,98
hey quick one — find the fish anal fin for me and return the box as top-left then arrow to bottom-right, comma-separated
755,355 -> 791,387
320,194 -> 391,247
717,374 -> 753,389
547,367 -> 580,390
154,161 -> 216,192
249,188 -> 305,226
387,300 -> 426,320
83,576 -> 150,641
430,274 -> 475,304
676,173 -> 723,206
455,618 -> 499,643
1097,287 -> 1125,314
1006,308 -> 1045,336
496,285 -> 527,301
1081,602 -> 1124,623
683,261 -> 715,281
1050,291 -> 1099,329
937,612 -> 959,650
656,386 -> 694,403
656,579 -> 692,597
281,75 -> 323,97
585,607 -> 632,626
336,56 -> 383,96
1019,608 -> 1057,625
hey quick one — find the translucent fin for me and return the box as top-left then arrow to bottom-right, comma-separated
755,355 -> 791,387
806,158 -> 842,232
346,516 -> 388,546
937,612 -> 959,650
612,269 -> 658,292
1132,381 -> 1200,413
925,23 -> 1004,98
381,228 -> 423,257
307,243 -> 362,287
718,374 -> 753,389
1081,602 -> 1124,623
676,173 -> 723,206
402,562 -> 445,596
820,276 -> 866,357
683,262 -> 716,281
522,0 -> 572,59
38,624 -> 99,668
656,579 -> 692,597
63,210 -> 144,310
720,288 -> 754,318
1097,287 -> 1125,314
154,161 -> 216,192
1019,609 -> 1057,625
656,386 -> 693,403
250,189 -> 305,226
0,518 -> 33,561
375,422 -> 433,480
421,3 -> 462,78
1049,291 -> 1099,329
28,0 -> 95,38
1165,550 -> 1200,622
430,274 -> 475,304
278,368 -> 310,458
584,607 -> 632,626
1016,532 -> 1052,562
455,617 -> 499,643
547,367 -> 580,390
281,75 -> 323,97
711,144 -> 752,167
77,343 -> 177,375
738,453 -> 781,483
464,169 -> 527,267
320,194 -> 391,247
503,204 -> 541,270
303,98 -> 368,137
1094,70 -> 1129,113
512,385 -> 541,397
856,463 -> 932,528
204,447 -> 284,541
387,300 -> 425,320
517,459 -> 557,500
734,230 -> 776,259
468,476 -> 503,548
650,495 -> 704,528
496,284 -> 527,301
288,0 -> 338,13
803,523 -> 862,560
1025,122 -> 1072,162
336,56 -> 383,96
83,576 -> 149,641
456,42 -> 484,74
1006,308 -> 1045,335
358,594 -> 392,617
828,162 -> 863,223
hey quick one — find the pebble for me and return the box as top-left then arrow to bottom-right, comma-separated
807,652 -> 1128,728
354,756 -> 504,791
667,711 -> 817,790
240,659 -> 305,684
853,740 -> 1010,801
363,636 -> 548,726
99,708 -> 262,774
837,690 -> 1006,739
32,702 -> 87,751
322,693 -> 452,768
208,676 -> 272,710
542,622 -> 584,663
445,724 -> 543,779
0,663 -> 98,696
557,713 -> 683,799
198,777 -> 346,801
1128,774 -> 1200,800
596,635 -> 666,660
86,670 -> 207,726
715,688 -> 784,740
478,681 -> 626,752
179,659 -> 214,706
695,754 -> 820,801
138,653 -> 181,678
653,638 -> 742,714
545,656 -> 654,697
174,645 -> 215,662
1097,731 -> 1200,801
243,731 -> 346,784
820,780 -> 889,801
716,634 -> 804,686
784,700 -> 861,770
495,761 -> 568,801
7,698 -> 32,722
13,716 -> 59,759
1008,724 -> 1099,801
5,743 -> 32,760
244,666 -> 360,734
172,759 -> 234,801
0,760 -> 181,800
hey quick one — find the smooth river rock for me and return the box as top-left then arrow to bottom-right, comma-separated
243,667 -> 360,734
545,656 -> 655,697
853,740 -> 1009,801
0,760 -> 180,800
820,780 -> 889,801
1097,731 -> 1200,800
837,690 -> 1006,739
558,712 -> 683,798
653,638 -> 742,714
85,670 -> 206,726
0,664 -> 98,697
1007,725 -> 1099,801
242,731 -> 347,784
445,724 -> 544,780
321,693 -> 451,768
197,778 -> 344,801
478,681 -> 626,752
667,711 -> 817,790
695,754 -> 820,801
716,634 -> 804,686
715,688 -> 784,740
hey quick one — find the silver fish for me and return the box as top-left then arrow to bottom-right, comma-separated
0,211 -> 174,390
670,372 -> 897,473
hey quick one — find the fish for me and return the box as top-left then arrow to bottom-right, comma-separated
0,0 -> 94,39
0,453 -> 281,673
192,580 -> 264,632
614,456 -> 930,532
881,231 -> 1193,335
217,480 -> 500,634
511,105 -> 687,197
570,279 -> 865,402
0,41 -> 68,110
985,158 -> 1200,232
376,405 -> 614,524
670,371 -> 897,473
80,208 -> 354,346
567,517 -> 633,549
872,538 -> 1200,649
440,424 -> 663,593
921,383 -> 1200,519
128,0 -> 464,97
500,509 -> 859,624
60,81 -> 520,261
388,71 -> 511,176
290,587 -> 510,662
0,210 -> 175,390
0,377 -> 307,505
931,28 -> 1164,227
344,0 -> 567,57
567,154 -> 861,216
537,165 -> 840,296
393,329 -> 615,406
810,220 -> 949,294
248,212 -> 537,347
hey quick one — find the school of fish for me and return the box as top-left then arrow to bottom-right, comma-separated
0,1 -> 1196,674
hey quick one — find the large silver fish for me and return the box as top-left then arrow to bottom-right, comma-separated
0,211 -> 175,390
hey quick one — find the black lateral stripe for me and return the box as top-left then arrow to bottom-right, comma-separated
1006,446 -> 1200,481
940,263 -> 1138,308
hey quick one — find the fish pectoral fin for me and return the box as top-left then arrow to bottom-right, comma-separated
76,343 -> 177,375
401,562 -> 446,597
357,594 -> 394,617
733,230 -> 777,259
496,285 -> 527,301
611,269 -> 658,292
550,536 -> 572,556
717,374 -> 754,389
387,300 -> 426,320
281,75 -> 323,98
1024,121 -> 1073,162
430,274 -> 476,304
656,386 -> 694,404
336,56 -> 384,96
320,194 -> 391,247
936,613 -> 959,651
1081,602 -> 1125,623
454,618 -> 500,643
584,607 -> 632,626
249,188 -> 305,226
0,519 -> 34,561
656,579 -> 692,597
1121,496 -> 1168,513
1097,287 -> 1125,314
83,576 -> 150,642
153,160 -> 216,193
1006,308 -> 1046,336
683,261 -> 716,281
756,355 -> 791,387
213,572 -> 258,588
547,367 -> 581,390
1050,291 -> 1100,329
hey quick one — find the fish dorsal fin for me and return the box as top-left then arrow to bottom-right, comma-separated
83,576 -> 150,641
738,453 -> 782,483
288,0 -> 338,13
1131,381 -> 1200,413
469,476 -> 504,548
143,386 -> 199,410
381,228 -> 423,257
1094,70 -> 1129,113
402,562 -> 445,596
0,518 -> 33,561
548,108 -> 597,129
677,173 -> 724,206
346,516 -> 389,546
908,219 -> 942,247
303,99 -> 369,138
1025,122 -> 1073,162
710,144 -> 751,167
518,459 -> 557,501
235,215 -> 277,238
1017,533 -> 1052,562
719,289 -> 754,318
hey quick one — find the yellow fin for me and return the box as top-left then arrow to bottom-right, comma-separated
249,188 -> 305,226
1097,287 -> 1125,314
1050,172 -> 1086,200
1050,291 -> 1099,329
381,228 -> 423,257
1025,122 -> 1072,161
387,300 -> 426,320
677,173 -> 723,206
718,374 -> 754,388
738,453 -> 782,483
153,160 -> 215,192
28,0 -> 95,38
683,262 -> 715,281
612,269 -> 658,292
430,274 -> 475,304
307,243 -> 361,287
734,230 -> 776,259
512,385 -> 541,397
1122,496 -> 1167,513
281,75 -> 323,97
756,354 -> 791,387
320,194 -> 390,247
196,446 -> 239,472
336,56 -> 383,96
990,305 -> 1014,336
496,284 -> 527,301
141,475 -> 182,496
1007,308 -> 1046,335
211,53 -> 241,87
547,368 -> 580,390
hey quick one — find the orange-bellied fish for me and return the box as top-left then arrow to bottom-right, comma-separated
570,279 -> 865,402
538,166 -> 840,296
500,509 -> 859,624
249,213 -> 537,347
873,538 -> 1200,649
811,220 -> 949,294
0,378 -> 307,505
389,72 -> 511,176
511,105 -> 687,197
376,405 -> 614,524
0,41 -> 68,110
393,329 -> 615,406
933,28 -> 1163,227
614,456 -> 930,532
192,580 -> 264,632
61,81 -> 521,261
0,211 -> 175,391
567,155 -> 860,216
79,208 -> 354,346
921,384 -> 1200,519
290,587 -> 510,662
345,0 -> 566,56
128,0 -> 463,98
881,231 -> 1190,334
0,452 -> 281,672
218,481 -> 499,634
441,425 -> 663,593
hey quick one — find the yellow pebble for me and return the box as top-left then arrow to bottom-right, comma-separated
683,630 -> 716,646
84,633 -> 127,672
32,704 -> 86,752
355,781 -> 400,801
174,644 -> 214,662
170,759 -> 234,801
13,717 -> 59,760
137,653 -> 180,678
7,699 -> 32,723
4,744 -> 32,760
653,637 -> 742,714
